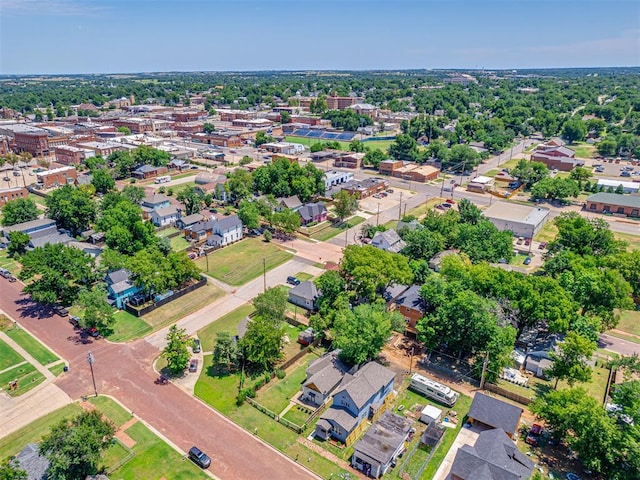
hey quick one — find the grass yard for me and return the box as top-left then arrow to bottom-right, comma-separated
195,237 -> 293,286
169,235 -> 190,251
5,326 -> 59,366
0,337 -> 26,370
310,216 -> 366,242
606,330 -> 640,345
100,440 -> 132,473
48,363 -> 67,376
533,220 -> 559,243
510,253 -> 530,266
295,272 -> 313,282
282,405 -> 311,426
28,193 -> 47,206
89,396 -> 133,428
142,283 -> 224,328
256,354 -> 316,414
284,136 -> 351,150
614,309 -> 640,336
197,304 -> 255,352
360,139 -> 393,151
194,357 -> 241,414
0,249 -> 20,274
0,362 -> 45,397
107,310 -> 153,343
0,403 -> 83,460
156,227 -> 179,238
614,231 -> 640,251
570,142 -> 596,159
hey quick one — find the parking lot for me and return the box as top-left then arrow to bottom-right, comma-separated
357,187 -> 416,215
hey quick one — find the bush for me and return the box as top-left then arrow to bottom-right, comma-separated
305,221 -> 318,227
167,188 -> 174,196
264,372 -> 272,384
275,369 -> 286,379
158,186 -> 166,193
263,230 -> 272,242
129,178 -> 136,184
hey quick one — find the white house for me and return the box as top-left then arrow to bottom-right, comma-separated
150,205 -> 181,227
371,229 -> 406,253
205,215 -> 243,247
324,170 -> 354,191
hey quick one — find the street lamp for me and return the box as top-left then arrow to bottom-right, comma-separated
86,351 -> 98,397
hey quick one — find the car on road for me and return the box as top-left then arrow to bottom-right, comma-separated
189,358 -> 199,372
192,338 -> 201,353
286,276 -> 300,286
566,474 -> 581,480
386,189 -> 394,193
188,446 -> 211,469
69,316 -> 81,328
523,257 -> 531,265
53,305 -> 69,317
188,252 -> 197,260
373,193 -> 381,198
0,268 -> 16,282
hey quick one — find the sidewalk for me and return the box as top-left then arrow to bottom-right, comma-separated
0,331 -> 56,381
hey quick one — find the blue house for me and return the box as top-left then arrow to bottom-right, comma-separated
314,361 -> 396,445
106,269 -> 141,309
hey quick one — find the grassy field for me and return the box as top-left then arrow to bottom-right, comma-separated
295,272 -> 313,282
194,356 -> 241,414
360,139 -> 393,151
88,396 -> 133,428
195,237 -> 293,286
5,326 -> 59,366
533,220 -> 559,243
142,283 -> 224,328
614,231 -> 640,251
48,363 -> 67,376
0,403 -> 83,460
197,304 -> 255,352
170,235 -> 190,251
310,216 -> 366,241
107,310 -> 153,343
284,136 -> 350,150
0,362 -> 45,396
570,141 -> 596,159
0,337 -> 25,370
615,309 -> 640,336
256,355 -> 316,414
156,227 -> 180,238
28,193 -> 47,206
282,405 -> 311,426
0,249 -> 20,274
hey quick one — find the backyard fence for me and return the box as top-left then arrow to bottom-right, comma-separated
124,276 -> 207,317
484,383 -> 532,406
279,337 -> 322,371
245,397 -> 278,420
278,415 -> 304,434
106,440 -> 135,474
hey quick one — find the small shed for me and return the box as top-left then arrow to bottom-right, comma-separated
297,327 -> 315,346
420,405 -> 443,425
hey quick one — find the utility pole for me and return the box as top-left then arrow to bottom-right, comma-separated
479,353 -> 489,390
409,346 -> 415,375
263,257 -> 266,292
376,203 -> 380,226
398,191 -> 403,220
344,221 -> 349,248
87,351 -> 98,397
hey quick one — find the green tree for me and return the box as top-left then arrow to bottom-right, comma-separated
453,219 -> 513,263
596,138 -> 617,157
225,168 -> 254,203
510,159 -> 549,188
121,185 -> 145,204
203,122 -> 215,133
76,285 -> 115,335
254,131 -> 274,147
333,303 -> 397,366
91,168 -> 115,194
401,228 -> 445,261
212,331 -> 238,372
133,145 -> 170,167
551,212 -> 624,256
531,177 -> 580,202
313,270 -> 347,317
562,117 -> 587,143
237,200 -> 260,230
162,324 -> 191,374
332,189 -> 359,222
240,315 -> 284,372
363,148 -> 386,169
271,208 -> 301,235
117,126 -> 131,135
457,198 -> 483,225
280,111 -> 291,124
108,150 -> 135,179
7,231 -> 30,257
19,243 -> 96,306
0,460 -> 27,480
349,139 -> 366,153
546,331 -> 596,388
99,194 -> 156,255
45,185 -> 97,236
570,166 -> 592,183
1,198 -> 39,226
388,133 -> 420,161
253,286 -> 287,321
176,185 -> 204,215
40,410 -> 115,480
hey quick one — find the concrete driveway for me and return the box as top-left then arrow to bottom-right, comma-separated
432,424 -> 481,480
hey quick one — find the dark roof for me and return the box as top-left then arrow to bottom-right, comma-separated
28,231 -> 73,248
215,214 -> 242,231
335,361 -> 395,411
383,284 -> 409,303
468,393 -> 523,435
135,164 -> 159,173
179,213 -> 204,226
14,443 -> 49,480
189,218 -> 217,233
110,279 -> 136,295
288,281 -> 319,302
587,192 -> 640,209
152,205 -> 179,218
353,411 -> 413,466
304,350 -> 350,395
2,218 -> 56,234
450,428 -> 534,480
298,202 -> 327,222
320,407 -> 359,433
142,193 -> 170,206
394,284 -> 425,313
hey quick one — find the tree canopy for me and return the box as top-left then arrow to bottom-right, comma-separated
45,185 -> 97,236
1,198 -> 39,226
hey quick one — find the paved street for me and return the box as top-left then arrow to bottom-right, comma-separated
0,279 -> 318,480
599,333 -> 640,357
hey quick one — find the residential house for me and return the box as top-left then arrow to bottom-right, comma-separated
467,393 -> 523,438
176,213 -> 204,230
276,195 -> 303,212
1,218 -> 57,241
523,333 -> 563,378
371,229 -> 406,253
132,164 -> 168,180
205,215 -> 243,248
450,428 -> 534,480
301,350 -> 352,407
194,173 -> 228,202
28,229 -> 73,249
106,269 -> 141,309
351,411 -> 413,478
288,281 -> 319,311
298,202 -> 328,226
184,218 -> 218,241
391,284 -> 425,336
13,443 -> 49,480
141,193 -> 171,219
314,361 -> 396,446
150,205 -> 181,227
428,249 -> 458,272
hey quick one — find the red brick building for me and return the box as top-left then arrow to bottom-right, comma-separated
334,152 -> 365,169
54,145 -> 95,165
326,94 -> 364,110
191,132 -> 243,148
113,118 -> 154,134
36,166 -> 77,189
0,187 -> 28,207
173,111 -> 208,123
14,132 -> 50,156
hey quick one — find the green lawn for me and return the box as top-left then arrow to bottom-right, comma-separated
614,309 -> 640,336
0,337 -> 26,370
533,220 -> 559,243
0,249 -> 20,274
360,139 -> 394,151
142,283 -> 224,328
310,216 -> 366,242
285,136 -> 351,150
194,356 -> 241,414
614,232 -> 640,251
509,253 -> 530,266
282,405 -> 311,426
156,227 -> 179,238
0,363 -> 46,397
48,363 -> 67,376
107,311 -> 153,343
89,396 -> 133,428
28,192 -> 47,206
197,304 -> 255,352
0,403 -> 83,461
295,272 -> 313,282
570,142 -> 596,159
101,440 -> 132,473
170,235 -> 190,251
256,355 -> 315,414
5,326 -> 59,366
606,330 -> 640,345
195,237 -> 293,286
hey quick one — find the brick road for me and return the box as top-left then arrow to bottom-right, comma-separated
0,280 -> 319,480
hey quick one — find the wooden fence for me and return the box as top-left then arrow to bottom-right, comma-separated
484,383 -> 532,406
124,276 -> 207,317
279,337 -> 322,371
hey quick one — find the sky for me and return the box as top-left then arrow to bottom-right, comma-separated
0,0 -> 639,74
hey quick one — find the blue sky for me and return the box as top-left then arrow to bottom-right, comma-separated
1,0 -> 638,74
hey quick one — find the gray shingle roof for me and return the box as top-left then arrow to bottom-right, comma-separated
29,231 -> 73,248
335,362 -> 395,411
320,406 -> 359,433
279,195 -> 302,209
353,411 -> 412,466
2,218 -> 56,234
106,268 -> 131,285
298,202 -> 327,222
587,192 -> 640,209
468,393 -> 523,435
394,284 -> 425,313
216,215 -> 242,231
153,205 -> 179,218
179,213 -> 204,226
288,281 -> 318,302
304,351 -> 350,395
14,443 -> 49,480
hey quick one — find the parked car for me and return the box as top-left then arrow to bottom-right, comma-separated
69,316 -> 81,328
386,189 -> 394,193
286,276 -> 300,286
188,446 -> 211,469
523,257 -> 532,265
53,305 -> 69,317
12,170 -> 21,176
88,327 -> 100,338
445,198 -> 455,204
440,203 -> 452,209
2,176 -> 10,181
516,237 -> 524,245
129,294 -> 146,307
621,171 -> 631,177
539,241 -> 547,249
0,268 -> 16,282
526,423 -> 544,446
192,338 -> 201,353
524,238 -> 531,246
189,359 -> 198,373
